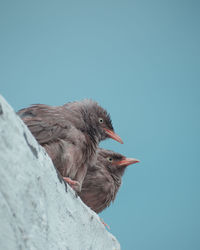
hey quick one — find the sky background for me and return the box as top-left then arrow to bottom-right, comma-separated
0,1 -> 200,249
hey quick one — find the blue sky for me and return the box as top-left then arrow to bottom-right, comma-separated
0,1 -> 200,249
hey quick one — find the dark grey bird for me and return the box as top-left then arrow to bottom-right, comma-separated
18,100 -> 123,192
80,148 -> 139,213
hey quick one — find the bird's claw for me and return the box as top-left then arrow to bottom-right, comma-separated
100,218 -> 110,230
63,177 -> 81,193
63,177 -> 77,185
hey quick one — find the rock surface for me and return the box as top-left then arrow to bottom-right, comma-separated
0,95 -> 120,250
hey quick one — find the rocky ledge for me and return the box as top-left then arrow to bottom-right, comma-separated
0,95 -> 120,250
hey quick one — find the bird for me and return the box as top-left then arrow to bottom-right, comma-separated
17,100 -> 123,192
79,148 -> 139,213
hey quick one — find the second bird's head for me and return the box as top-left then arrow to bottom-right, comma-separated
97,148 -> 140,176
67,99 -> 123,144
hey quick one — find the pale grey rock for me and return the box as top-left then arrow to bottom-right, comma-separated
0,95 -> 120,250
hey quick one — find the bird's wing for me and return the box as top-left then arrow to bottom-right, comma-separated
18,105 -> 71,145
28,119 -> 71,144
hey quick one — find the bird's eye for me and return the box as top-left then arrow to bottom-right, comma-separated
99,118 -> 104,123
107,157 -> 113,162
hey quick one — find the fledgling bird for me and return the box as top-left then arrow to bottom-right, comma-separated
17,100 -> 123,192
80,148 -> 139,213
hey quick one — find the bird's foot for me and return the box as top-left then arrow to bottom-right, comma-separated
100,218 -> 110,230
63,177 -> 77,185
63,177 -> 81,193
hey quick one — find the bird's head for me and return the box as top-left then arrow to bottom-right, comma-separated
97,148 -> 139,176
77,100 -> 123,144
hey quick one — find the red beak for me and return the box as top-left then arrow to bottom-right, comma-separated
104,128 -> 123,144
117,157 -> 140,167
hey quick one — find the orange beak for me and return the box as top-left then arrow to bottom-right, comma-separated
117,157 -> 140,166
104,128 -> 123,144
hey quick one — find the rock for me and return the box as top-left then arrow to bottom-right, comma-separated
0,95 -> 120,250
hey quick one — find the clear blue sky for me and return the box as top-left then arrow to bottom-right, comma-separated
1,1 -> 200,249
